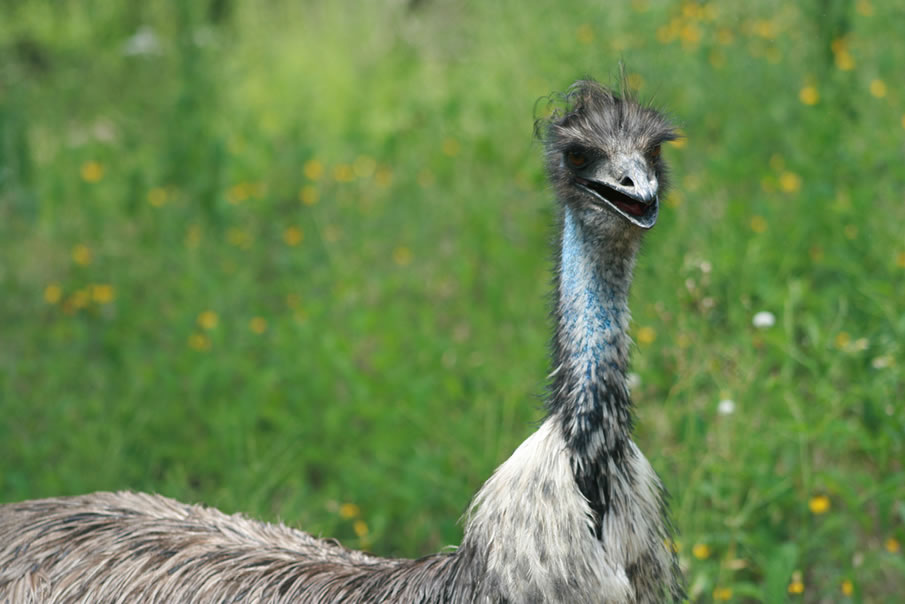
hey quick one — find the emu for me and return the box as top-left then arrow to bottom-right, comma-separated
0,79 -> 683,603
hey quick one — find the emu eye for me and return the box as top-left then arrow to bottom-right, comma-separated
566,151 -> 587,168
648,145 -> 662,161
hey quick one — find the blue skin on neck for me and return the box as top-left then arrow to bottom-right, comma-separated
559,207 -> 626,384
557,207 -> 635,527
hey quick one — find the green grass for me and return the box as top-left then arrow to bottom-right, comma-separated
1,0 -> 903,601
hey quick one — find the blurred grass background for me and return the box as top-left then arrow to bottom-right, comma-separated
1,0 -> 903,601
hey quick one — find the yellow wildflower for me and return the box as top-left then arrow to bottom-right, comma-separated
393,246 -> 413,267
72,244 -> 93,266
188,333 -> 211,351
681,2 -> 700,19
339,503 -> 360,519
691,543 -> 711,559
284,226 -> 303,246
856,0 -> 874,16
679,23 -> 701,48
713,587 -> 733,601
717,28 -> 733,45
577,24 -> 594,45
779,171 -> 801,193
668,129 -> 686,148
637,326 -> 656,345
80,161 -> 104,183
333,163 -> 355,182
442,138 -> 460,157
91,284 -> 115,304
185,224 -> 202,249
353,520 -> 369,537
198,310 -> 219,330
70,289 -> 90,309
44,283 -> 62,304
869,79 -> 887,98
841,579 -> 853,596
656,25 -> 675,44
750,215 -> 767,233
753,19 -> 775,38
354,155 -> 377,179
886,537 -> 901,553
896,251 -> 905,268
249,317 -> 268,334
299,185 -> 318,206
665,191 -> 683,208
835,50 -> 854,71
227,228 -> 252,248
148,187 -> 168,207
799,86 -> 819,106
809,494 -> 830,514
788,580 -> 804,594
417,169 -> 435,188
627,73 -> 644,90
303,159 -> 324,181
227,183 -> 250,204
375,167 -> 393,188
709,50 -> 726,69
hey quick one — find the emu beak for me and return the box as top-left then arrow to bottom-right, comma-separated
576,177 -> 659,230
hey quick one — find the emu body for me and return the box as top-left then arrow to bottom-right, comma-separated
0,80 -> 684,603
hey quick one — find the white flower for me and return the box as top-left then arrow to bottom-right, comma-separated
851,338 -> 869,352
123,26 -> 161,56
717,399 -> 735,415
871,355 -> 893,369
752,311 -> 776,328
627,372 -> 641,391
193,26 -> 217,48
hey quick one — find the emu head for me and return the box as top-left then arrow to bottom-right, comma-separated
538,79 -> 677,235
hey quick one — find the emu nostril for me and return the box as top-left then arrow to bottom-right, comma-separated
620,176 -> 635,187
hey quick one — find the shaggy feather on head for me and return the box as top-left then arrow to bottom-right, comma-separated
535,78 -> 678,153
535,78 -> 679,232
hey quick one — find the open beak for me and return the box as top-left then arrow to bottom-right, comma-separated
576,177 -> 659,230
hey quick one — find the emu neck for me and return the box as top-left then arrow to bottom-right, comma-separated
551,208 -> 639,527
